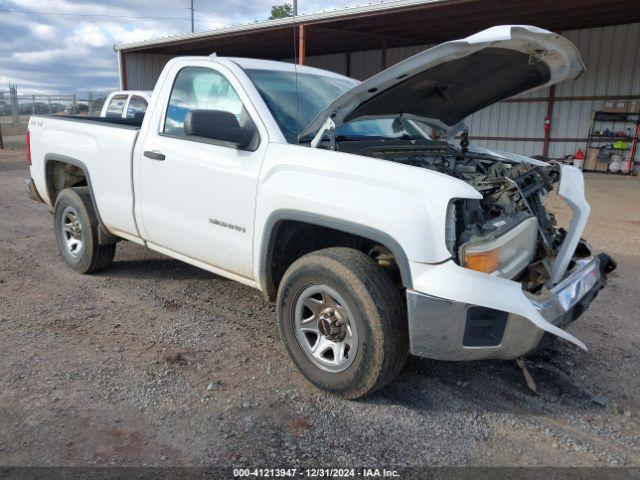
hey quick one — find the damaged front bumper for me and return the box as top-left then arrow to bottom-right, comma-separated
407,253 -> 615,361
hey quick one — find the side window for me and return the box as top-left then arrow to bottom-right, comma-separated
105,95 -> 127,117
164,67 -> 245,136
126,96 -> 148,119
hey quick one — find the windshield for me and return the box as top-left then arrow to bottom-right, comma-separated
245,68 -> 428,143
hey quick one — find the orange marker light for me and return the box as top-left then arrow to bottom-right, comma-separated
464,250 -> 499,274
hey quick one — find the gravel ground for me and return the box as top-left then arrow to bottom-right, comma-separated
1,148 -> 639,468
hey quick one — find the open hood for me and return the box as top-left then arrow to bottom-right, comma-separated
300,25 -> 584,143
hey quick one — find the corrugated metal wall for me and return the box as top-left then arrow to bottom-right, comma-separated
124,53 -> 176,90
548,23 -> 640,159
467,23 -> 640,158
303,44 -> 431,80
124,23 -> 640,161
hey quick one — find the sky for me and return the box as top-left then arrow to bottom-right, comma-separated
0,0 -> 367,95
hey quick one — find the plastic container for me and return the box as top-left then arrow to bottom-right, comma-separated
620,157 -> 631,174
572,148 -> 584,169
609,154 -> 622,172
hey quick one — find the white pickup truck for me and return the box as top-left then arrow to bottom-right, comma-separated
26,25 -> 615,399
99,90 -> 151,119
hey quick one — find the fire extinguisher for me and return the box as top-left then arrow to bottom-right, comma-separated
544,115 -> 551,135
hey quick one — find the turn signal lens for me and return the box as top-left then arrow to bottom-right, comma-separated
464,250 -> 500,274
460,217 -> 539,278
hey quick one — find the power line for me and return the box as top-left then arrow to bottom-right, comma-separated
0,8 -> 194,20
194,3 -> 263,16
12,1 -> 191,9
14,0 -> 189,7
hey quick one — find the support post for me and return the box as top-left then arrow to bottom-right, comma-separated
380,36 -> 388,70
118,51 -> 128,90
73,94 -> 77,115
88,92 -> 93,116
346,51 -> 351,77
542,85 -> 556,158
298,24 -> 305,65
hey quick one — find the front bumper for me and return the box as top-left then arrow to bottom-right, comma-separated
407,254 -> 614,361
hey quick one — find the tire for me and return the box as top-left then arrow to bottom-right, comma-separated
277,247 -> 408,399
53,187 -> 116,273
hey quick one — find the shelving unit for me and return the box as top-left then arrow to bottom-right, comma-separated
584,111 -> 640,173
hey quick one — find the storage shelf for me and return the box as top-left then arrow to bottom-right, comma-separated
594,111 -> 640,122
588,136 -> 633,142
582,168 -> 633,175
586,110 -> 640,175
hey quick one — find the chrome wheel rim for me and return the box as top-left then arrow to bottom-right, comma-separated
60,206 -> 84,257
293,284 -> 358,373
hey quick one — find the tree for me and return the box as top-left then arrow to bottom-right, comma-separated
269,3 -> 293,19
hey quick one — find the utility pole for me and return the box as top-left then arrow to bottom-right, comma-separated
293,0 -> 297,16
189,0 -> 194,33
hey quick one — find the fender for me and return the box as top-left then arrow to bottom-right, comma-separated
259,209 -> 414,291
252,143 -> 483,293
44,153 -> 118,245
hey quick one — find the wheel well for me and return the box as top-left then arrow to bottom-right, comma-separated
45,160 -> 88,205
263,220 -> 404,301
44,159 -> 119,246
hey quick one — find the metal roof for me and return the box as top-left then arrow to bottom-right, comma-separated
114,0 -> 640,58
114,0 -> 444,52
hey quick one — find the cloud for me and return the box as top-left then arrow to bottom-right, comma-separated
0,0 -> 365,95
102,23 -> 176,45
71,24 -> 109,48
33,23 -> 57,40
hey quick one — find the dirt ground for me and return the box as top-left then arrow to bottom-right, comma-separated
1,147 -> 639,468
0,116 -> 28,136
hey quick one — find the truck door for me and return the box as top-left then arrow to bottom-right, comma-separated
136,62 -> 266,281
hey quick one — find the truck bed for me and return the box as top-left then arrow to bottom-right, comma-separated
29,114 -> 142,240
43,114 -> 144,129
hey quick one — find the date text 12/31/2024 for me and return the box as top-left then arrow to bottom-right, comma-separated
233,468 -> 400,478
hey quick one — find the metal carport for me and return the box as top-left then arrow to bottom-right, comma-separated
115,0 -> 640,162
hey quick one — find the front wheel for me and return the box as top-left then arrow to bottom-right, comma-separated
276,247 -> 408,399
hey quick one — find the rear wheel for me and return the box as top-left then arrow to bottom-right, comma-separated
53,187 -> 116,273
277,247 -> 408,399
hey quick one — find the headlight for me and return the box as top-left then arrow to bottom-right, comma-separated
445,200 -> 457,254
460,217 -> 538,278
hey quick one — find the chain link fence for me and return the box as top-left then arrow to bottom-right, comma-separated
0,84 -> 109,149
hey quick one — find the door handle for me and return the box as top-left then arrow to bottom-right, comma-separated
144,150 -> 165,161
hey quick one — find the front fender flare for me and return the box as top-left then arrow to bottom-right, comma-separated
258,209 -> 414,297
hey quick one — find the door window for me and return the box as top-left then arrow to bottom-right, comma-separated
126,96 -> 148,119
105,95 -> 127,117
164,67 -> 245,136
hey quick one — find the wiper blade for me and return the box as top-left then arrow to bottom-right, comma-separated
334,134 -> 370,141
334,135 -> 408,141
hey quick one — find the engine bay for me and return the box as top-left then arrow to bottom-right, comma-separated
338,139 -> 573,291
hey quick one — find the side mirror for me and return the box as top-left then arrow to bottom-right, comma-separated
184,109 -> 255,148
